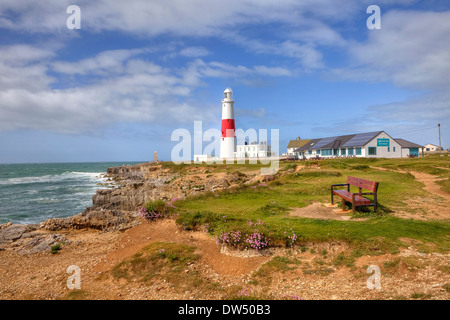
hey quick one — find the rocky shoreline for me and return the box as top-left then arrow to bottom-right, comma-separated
0,162 -> 268,255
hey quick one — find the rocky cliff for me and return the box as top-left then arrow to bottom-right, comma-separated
0,162 -> 265,253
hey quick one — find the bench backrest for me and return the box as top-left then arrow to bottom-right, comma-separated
347,176 -> 378,193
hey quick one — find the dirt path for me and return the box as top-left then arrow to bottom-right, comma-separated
408,171 -> 450,202
93,219 -> 270,277
370,167 -> 450,220
289,202 -> 368,221
1,217 -> 449,300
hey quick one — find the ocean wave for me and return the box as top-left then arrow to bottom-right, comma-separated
0,171 -> 105,186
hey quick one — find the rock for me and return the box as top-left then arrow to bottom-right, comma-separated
18,234 -> 68,254
0,225 -> 26,244
261,175 -> 275,182
0,222 -> 13,230
40,207 -> 138,231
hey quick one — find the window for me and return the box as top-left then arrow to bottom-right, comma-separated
348,148 -> 354,155
388,147 -> 390,152
368,147 -> 377,155
341,149 -> 346,156
355,147 -> 362,155
308,150 -> 312,155
333,149 -> 338,156
316,150 -> 320,155
322,149 -> 332,156
393,147 -> 396,152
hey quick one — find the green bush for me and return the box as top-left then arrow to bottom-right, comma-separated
51,243 -> 61,254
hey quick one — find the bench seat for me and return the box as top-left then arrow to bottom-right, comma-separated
330,176 -> 379,214
332,189 -> 372,205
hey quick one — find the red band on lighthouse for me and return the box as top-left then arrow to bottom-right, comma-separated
221,119 -> 235,137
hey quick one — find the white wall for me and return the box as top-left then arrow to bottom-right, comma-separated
364,132 -> 402,158
236,144 -> 272,158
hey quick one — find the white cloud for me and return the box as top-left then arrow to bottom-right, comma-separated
327,9 -> 450,132
182,59 -> 292,82
0,44 -> 292,134
332,10 -> 450,90
52,49 -> 143,75
179,46 -> 210,58
0,45 -> 55,91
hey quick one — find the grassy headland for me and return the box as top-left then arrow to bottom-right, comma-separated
157,155 -> 450,255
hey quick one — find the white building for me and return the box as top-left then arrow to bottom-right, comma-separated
424,143 -> 442,152
235,141 -> 274,159
289,131 -> 423,159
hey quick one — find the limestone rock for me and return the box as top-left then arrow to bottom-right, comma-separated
40,207 -> 138,231
18,234 -> 68,254
0,225 -> 26,244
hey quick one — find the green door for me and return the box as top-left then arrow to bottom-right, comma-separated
409,148 -> 419,157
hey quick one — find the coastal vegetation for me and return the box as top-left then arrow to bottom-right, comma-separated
2,154 -> 449,300
160,155 -> 450,255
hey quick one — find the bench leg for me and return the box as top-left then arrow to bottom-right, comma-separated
352,204 -> 356,215
342,199 -> 345,211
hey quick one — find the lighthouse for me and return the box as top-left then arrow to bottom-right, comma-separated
220,88 -> 236,159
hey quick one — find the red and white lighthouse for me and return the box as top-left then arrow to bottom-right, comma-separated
220,88 -> 236,159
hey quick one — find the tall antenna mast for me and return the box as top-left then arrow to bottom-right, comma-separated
438,123 -> 442,155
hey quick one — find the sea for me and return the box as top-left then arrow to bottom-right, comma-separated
0,162 -> 143,225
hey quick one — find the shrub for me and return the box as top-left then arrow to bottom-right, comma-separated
216,230 -> 243,248
140,199 -> 175,221
245,232 -> 269,250
257,202 -> 288,216
51,243 -> 61,254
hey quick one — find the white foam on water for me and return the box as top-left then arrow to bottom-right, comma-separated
0,171 -> 106,186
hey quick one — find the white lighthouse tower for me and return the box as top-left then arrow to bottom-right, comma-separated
220,88 -> 236,159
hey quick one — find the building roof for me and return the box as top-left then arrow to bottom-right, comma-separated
293,131 -> 384,153
287,139 -> 311,149
424,143 -> 440,148
395,139 -> 424,149
294,139 -> 320,152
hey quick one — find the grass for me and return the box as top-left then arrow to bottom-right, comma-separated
171,156 -> 450,255
410,292 -> 433,299
64,289 -> 89,300
254,256 -> 301,277
444,283 -> 450,293
111,241 -> 201,290
51,243 -> 61,254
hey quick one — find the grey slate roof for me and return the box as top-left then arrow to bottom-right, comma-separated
395,139 -> 424,149
295,139 -> 321,153
294,131 -> 384,153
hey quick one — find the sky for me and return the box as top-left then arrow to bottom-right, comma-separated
0,0 -> 449,163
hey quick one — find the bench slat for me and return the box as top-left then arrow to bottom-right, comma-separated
347,176 -> 378,192
333,190 -> 372,205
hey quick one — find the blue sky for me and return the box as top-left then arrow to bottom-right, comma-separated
0,0 -> 449,163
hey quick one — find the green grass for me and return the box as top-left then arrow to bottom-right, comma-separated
111,242 -> 200,288
168,157 -> 450,255
253,256 -> 301,278
64,289 -> 89,300
410,292 -> 433,299
51,243 -> 61,254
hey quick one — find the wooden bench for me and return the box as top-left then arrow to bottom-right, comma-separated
330,176 -> 379,214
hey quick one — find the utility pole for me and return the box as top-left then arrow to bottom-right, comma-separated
438,123 -> 442,155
